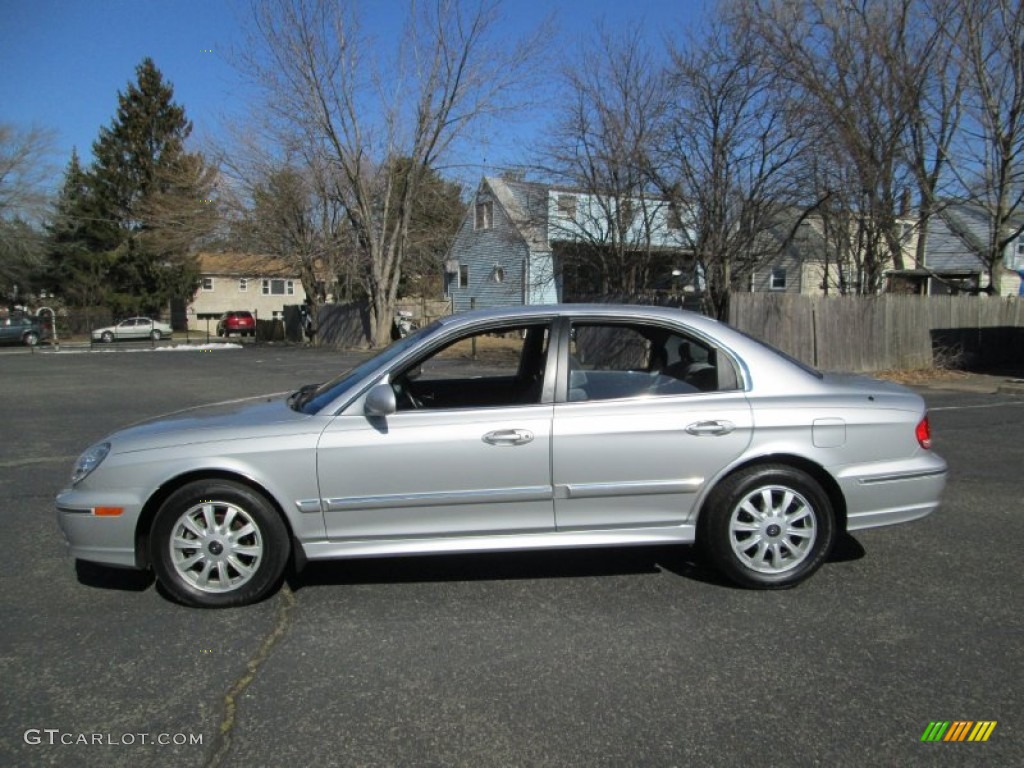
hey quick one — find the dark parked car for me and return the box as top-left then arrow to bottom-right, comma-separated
217,310 -> 256,338
0,315 -> 46,347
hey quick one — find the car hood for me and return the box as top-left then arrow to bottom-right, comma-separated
107,394 -> 321,452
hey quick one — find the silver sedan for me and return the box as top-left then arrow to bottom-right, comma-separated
57,305 -> 947,607
91,316 -> 173,342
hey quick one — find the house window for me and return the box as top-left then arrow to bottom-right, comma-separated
770,267 -> 787,291
557,195 -> 577,218
201,277 -> 214,291
262,279 -> 294,296
239,278 -> 248,292
492,265 -> 505,283
458,265 -> 470,289
475,200 -> 493,230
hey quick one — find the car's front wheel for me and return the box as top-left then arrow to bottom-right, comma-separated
23,331 -> 39,347
150,480 -> 289,607
700,465 -> 835,589
151,330 -> 162,341
101,331 -> 114,343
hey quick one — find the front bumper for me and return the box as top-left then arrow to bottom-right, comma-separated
56,489 -> 146,568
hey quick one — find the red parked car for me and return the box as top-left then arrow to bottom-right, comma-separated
216,310 -> 256,338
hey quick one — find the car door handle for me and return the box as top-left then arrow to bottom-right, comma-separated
685,420 -> 735,436
482,429 -> 535,446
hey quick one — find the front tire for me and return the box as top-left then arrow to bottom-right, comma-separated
150,480 -> 289,607
699,465 -> 835,589
23,331 -> 39,347
101,331 -> 114,343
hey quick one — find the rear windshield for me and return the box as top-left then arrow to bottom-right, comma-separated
733,328 -> 823,378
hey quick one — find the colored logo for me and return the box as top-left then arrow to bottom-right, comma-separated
921,721 -> 997,742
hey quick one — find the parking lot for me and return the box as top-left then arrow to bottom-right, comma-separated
1,345 -> 1021,767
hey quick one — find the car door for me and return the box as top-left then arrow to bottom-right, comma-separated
316,321 -> 557,541
552,319 -> 753,530
115,318 -> 137,339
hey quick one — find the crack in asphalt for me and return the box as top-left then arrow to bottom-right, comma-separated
203,584 -> 296,768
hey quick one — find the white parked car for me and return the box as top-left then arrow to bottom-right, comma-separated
91,317 -> 173,343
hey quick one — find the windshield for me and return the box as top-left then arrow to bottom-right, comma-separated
294,320 -> 443,414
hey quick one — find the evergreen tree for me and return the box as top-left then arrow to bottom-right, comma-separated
87,58 -> 213,316
46,149 -> 114,306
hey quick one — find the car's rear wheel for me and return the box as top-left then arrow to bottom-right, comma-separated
150,480 -> 289,608
700,465 -> 835,589
23,331 -> 39,347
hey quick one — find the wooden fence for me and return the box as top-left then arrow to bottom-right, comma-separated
316,298 -> 453,347
729,293 -> 1024,372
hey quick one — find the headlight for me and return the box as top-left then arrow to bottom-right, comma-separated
70,442 -> 110,486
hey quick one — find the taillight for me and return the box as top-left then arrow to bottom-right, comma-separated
915,415 -> 932,449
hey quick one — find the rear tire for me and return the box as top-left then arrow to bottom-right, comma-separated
23,331 -> 39,347
699,464 -> 835,589
150,479 -> 289,608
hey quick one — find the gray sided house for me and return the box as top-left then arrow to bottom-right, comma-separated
445,177 -> 691,311
745,215 -> 830,295
917,202 -> 1024,296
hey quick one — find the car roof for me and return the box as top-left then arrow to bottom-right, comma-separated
435,303 -> 728,336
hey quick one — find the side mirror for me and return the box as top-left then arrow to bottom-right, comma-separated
364,383 -> 397,417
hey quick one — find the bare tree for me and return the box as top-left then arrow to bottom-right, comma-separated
895,0 -> 965,269
240,0 -> 546,345
219,137 -> 350,338
952,0 -> 1024,290
0,123 -> 56,301
0,123 -> 55,221
651,17 -> 812,319
737,0 -> 928,294
137,150 -> 223,266
540,25 -> 679,298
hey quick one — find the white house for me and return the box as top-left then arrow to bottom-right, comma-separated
186,253 -> 307,331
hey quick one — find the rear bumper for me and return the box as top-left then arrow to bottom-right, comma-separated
836,453 -> 948,531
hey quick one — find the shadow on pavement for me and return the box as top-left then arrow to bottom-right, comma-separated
75,559 -> 154,592
287,544 -> 732,592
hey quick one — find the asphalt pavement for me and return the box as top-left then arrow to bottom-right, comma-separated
1,344 -> 1021,767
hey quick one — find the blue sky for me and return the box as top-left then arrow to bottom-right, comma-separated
1,0 -> 711,187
